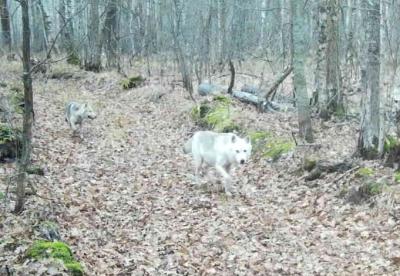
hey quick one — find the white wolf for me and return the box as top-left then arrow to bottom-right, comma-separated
183,131 -> 252,195
65,102 -> 96,133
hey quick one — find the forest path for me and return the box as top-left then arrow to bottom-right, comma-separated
2,66 -> 398,275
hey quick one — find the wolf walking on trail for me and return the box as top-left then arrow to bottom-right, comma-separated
184,131 -> 252,195
65,102 -> 96,134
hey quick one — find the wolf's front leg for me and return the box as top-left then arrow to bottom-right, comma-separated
215,165 -> 233,196
193,157 -> 203,184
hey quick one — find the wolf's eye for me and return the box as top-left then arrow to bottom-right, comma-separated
236,150 -> 240,153
244,150 -> 247,153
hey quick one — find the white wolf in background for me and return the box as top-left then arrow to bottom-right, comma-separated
183,131 -> 252,195
65,102 -> 96,134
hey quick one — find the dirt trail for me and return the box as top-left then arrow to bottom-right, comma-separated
1,65 -> 400,275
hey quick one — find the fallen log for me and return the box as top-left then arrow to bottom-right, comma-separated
264,66 -> 293,100
232,90 -> 280,112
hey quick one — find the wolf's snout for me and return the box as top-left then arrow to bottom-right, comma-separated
240,159 -> 245,164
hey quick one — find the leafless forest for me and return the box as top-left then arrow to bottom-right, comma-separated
1,0 -> 400,275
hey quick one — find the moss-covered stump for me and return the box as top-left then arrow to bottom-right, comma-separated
120,76 -> 145,90
26,241 -> 83,276
0,123 -> 21,162
191,95 -> 240,133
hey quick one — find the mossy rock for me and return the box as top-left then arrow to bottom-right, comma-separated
120,76 -> 145,90
356,167 -> 374,178
190,97 -> 240,133
26,241 -> 83,276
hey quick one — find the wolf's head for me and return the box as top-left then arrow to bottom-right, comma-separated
82,103 -> 97,119
230,135 -> 252,165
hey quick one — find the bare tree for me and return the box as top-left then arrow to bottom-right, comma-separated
358,0 -> 382,158
14,0 -> 34,214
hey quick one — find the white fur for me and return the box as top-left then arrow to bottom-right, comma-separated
65,102 -> 96,133
184,131 -> 252,195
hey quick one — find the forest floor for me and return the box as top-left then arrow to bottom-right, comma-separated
1,59 -> 400,275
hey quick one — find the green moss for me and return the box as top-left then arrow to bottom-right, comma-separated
0,123 -> 20,144
0,191 -> 4,200
67,51 -> 80,66
27,241 -> 83,276
65,261 -> 84,276
263,138 -> 295,161
190,99 -> 240,132
384,135 -> 399,153
213,95 -> 232,105
27,166 -> 45,176
10,89 -> 24,114
10,84 -> 22,93
191,104 -> 211,124
120,76 -> 145,89
248,131 -> 272,145
356,167 -> 374,178
361,182 -> 385,196
394,172 -> 400,183
303,158 -> 317,172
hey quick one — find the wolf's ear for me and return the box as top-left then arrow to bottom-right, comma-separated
231,135 -> 236,143
245,136 -> 251,144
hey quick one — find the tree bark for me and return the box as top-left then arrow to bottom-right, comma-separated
84,0 -> 101,71
15,0 -> 34,214
326,0 -> 343,115
292,0 -> 314,143
102,0 -> 119,68
358,0 -> 382,159
0,0 -> 11,53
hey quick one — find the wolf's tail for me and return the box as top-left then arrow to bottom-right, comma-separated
183,138 -> 192,154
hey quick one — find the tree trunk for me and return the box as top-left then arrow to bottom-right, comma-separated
326,0 -> 343,115
0,0 -> 11,53
281,0 -> 292,69
292,0 -> 314,143
59,0 -> 73,52
358,0 -> 382,159
14,0 -> 34,214
314,1 -> 328,116
102,0 -> 119,68
84,0 -> 101,71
